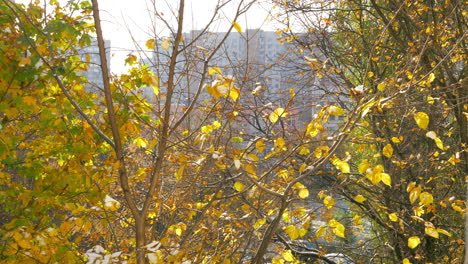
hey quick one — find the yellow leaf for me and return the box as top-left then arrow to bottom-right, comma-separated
152,86 -> 160,95
18,57 -> 31,67
23,96 -> 36,106
269,108 -> 287,124
161,38 -> 171,51
254,218 -> 266,229
391,137 -> 401,143
234,182 -> 245,192
314,146 -> 329,158
244,164 -> 256,176
358,159 -> 370,174
316,226 -> 326,237
146,39 -> 155,49
256,140 -> 265,153
414,112 -> 429,130
425,226 -> 439,239
380,172 -> 392,186
408,236 -> 420,249
299,188 -> 309,199
299,147 -> 310,155
284,225 -> 301,240
208,67 -> 221,75
403,258 -> 412,264
328,105 -> 344,116
228,86 -> 240,101
323,195 -> 335,209
272,257 -> 285,264
382,144 -> 393,158
328,219 -> 345,238
282,250 -> 295,262
433,137 -> 444,150
389,213 -> 398,222
17,239 -> 32,249
354,195 -> 366,203
212,120 -> 221,129
274,137 -> 285,148
419,192 -> 433,206
436,228 -> 452,237
175,164 -> 185,180
306,120 -> 322,137
409,185 -> 421,204
232,21 -> 242,33
377,82 -> 386,91
427,72 -> 435,83
335,160 -> 350,174
175,227 -> 182,236
133,137 -> 148,148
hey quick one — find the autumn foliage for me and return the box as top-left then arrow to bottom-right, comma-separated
0,0 -> 466,264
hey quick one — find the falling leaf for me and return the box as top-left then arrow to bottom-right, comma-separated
414,112 -> 429,130
161,38 -> 171,51
408,236 -> 420,249
234,182 -> 245,192
382,144 -> 393,158
269,108 -> 287,124
232,21 -> 242,33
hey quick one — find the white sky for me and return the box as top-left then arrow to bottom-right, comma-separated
15,0 -> 280,73
96,0 -> 279,73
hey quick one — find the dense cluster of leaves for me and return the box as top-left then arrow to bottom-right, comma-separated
276,0 -> 467,263
0,0 -> 466,263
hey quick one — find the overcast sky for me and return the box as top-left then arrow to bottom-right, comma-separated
97,0 -> 277,73
15,0 -> 279,73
